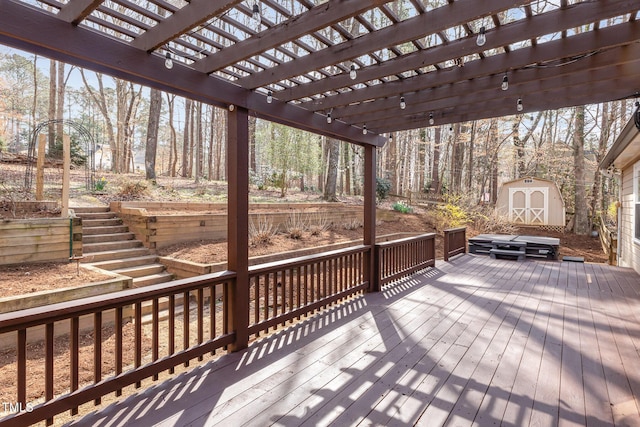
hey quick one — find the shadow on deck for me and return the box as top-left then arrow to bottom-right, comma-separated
71,255 -> 640,426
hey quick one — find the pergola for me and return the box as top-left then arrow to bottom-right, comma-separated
1,2 -> 640,424
1,0 -> 639,138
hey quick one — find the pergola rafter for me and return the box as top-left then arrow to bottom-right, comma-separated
0,0 -> 637,137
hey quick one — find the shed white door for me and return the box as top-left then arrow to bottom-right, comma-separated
508,187 -> 548,225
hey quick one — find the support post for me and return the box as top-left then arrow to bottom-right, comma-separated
226,106 -> 249,351
61,134 -> 70,217
363,145 -> 378,292
36,134 -> 46,201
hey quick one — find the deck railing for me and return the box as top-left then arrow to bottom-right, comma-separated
0,272 -> 235,427
443,227 -> 467,261
248,246 -> 369,337
0,235 -> 437,426
376,233 -> 436,288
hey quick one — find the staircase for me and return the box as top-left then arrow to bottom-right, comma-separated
73,206 -> 174,287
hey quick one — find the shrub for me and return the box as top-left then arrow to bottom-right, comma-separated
309,212 -> 331,235
249,215 -> 276,246
117,180 -> 148,200
285,212 -> 308,239
376,177 -> 391,201
392,201 -> 413,214
343,219 -> 363,230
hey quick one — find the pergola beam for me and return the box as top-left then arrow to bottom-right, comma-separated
195,0 -> 389,73
307,20 -> 640,112
0,0 -> 384,147
337,41 -> 640,126
374,77 -> 640,133
282,0 -> 639,103
131,0 -> 244,52
238,0 -> 532,90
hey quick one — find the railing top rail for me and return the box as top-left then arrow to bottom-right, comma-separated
0,270 -> 236,333
248,244 -> 370,275
376,232 -> 436,249
443,227 -> 467,233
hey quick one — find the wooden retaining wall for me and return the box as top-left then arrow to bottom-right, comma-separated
0,218 -> 82,265
162,232 -> 419,280
110,202 -> 364,250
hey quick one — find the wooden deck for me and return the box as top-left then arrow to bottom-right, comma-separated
71,255 -> 640,427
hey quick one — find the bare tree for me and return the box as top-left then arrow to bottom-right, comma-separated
573,105 -> 589,235
145,88 -> 162,182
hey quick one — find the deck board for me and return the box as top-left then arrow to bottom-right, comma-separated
70,255 -> 640,427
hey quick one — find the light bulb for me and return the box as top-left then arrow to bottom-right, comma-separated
501,74 -> 509,91
349,64 -> 357,80
389,133 -> 393,140
429,113 -> 434,126
327,112 -> 332,124
164,52 -> 173,69
400,96 -> 406,110
476,26 -> 486,47
362,124 -> 367,135
266,90 -> 272,104
517,98 -> 523,112
252,3 -> 261,24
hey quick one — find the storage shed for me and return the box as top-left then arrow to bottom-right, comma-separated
495,177 -> 566,227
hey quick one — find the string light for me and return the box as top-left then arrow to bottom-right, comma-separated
349,64 -> 357,80
501,73 -> 509,91
400,96 -> 406,110
517,98 -> 523,112
164,52 -> 173,69
429,113 -> 434,126
362,124 -> 367,135
326,112 -> 332,124
266,90 -> 272,103
476,26 -> 486,47
252,2 -> 261,25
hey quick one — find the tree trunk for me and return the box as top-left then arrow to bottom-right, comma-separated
323,138 -> 339,202
195,101 -> 203,183
145,88 -> 162,182
55,62 -> 65,139
47,60 -> 56,150
432,126 -> 441,194
343,142 -> 351,195
166,93 -> 177,177
512,115 -> 525,178
573,105 -> 589,235
591,102 -> 611,221
80,71 -> 116,171
182,99 -> 192,177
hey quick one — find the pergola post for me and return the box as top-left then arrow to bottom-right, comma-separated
226,105 -> 249,352
363,144 -> 378,292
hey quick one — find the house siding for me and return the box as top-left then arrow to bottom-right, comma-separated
619,161 -> 640,273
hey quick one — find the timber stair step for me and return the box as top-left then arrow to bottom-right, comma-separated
133,272 -> 175,288
72,206 -> 110,214
83,225 -> 130,235
81,218 -> 123,227
113,263 -> 166,278
83,240 -> 143,253
73,212 -> 117,220
90,255 -> 159,271
82,247 -> 151,263
73,205 -> 176,289
83,232 -> 135,244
